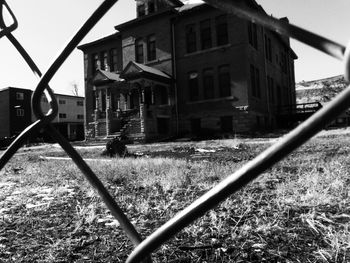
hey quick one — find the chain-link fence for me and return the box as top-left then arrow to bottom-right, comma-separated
1,0 -> 349,262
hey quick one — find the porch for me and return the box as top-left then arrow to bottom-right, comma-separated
90,62 -> 174,141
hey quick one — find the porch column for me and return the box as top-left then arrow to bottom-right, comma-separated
151,85 -> 155,105
139,88 -> 145,133
94,89 -> 100,137
106,88 -> 112,136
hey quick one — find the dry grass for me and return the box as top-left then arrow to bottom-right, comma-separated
0,134 -> 350,262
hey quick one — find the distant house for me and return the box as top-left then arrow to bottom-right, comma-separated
0,87 -> 85,141
39,94 -> 85,141
78,0 -> 297,141
0,87 -> 32,138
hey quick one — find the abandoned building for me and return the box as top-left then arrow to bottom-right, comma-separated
78,0 -> 297,141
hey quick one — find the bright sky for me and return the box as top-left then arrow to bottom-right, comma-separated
0,0 -> 349,96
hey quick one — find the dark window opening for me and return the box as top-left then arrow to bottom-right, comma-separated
248,21 -> 258,49
186,24 -> 197,53
190,118 -> 201,135
148,0 -> 155,13
110,48 -> 118,72
218,65 -> 231,97
216,15 -> 228,46
92,53 -> 100,73
144,89 -> 152,106
101,51 -> 108,70
101,90 -> 106,111
135,39 -> 144,63
147,35 -> 156,61
203,68 -> 214,99
265,35 -> 272,62
137,3 -> 145,17
267,76 -> 274,104
200,19 -> 212,50
221,116 -> 233,132
157,118 -> 169,135
159,86 -> 168,105
188,72 -> 199,101
250,64 -> 261,98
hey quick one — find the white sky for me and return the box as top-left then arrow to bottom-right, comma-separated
0,0 -> 349,95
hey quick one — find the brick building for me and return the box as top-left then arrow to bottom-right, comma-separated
0,87 -> 85,141
78,0 -> 297,141
0,87 -> 32,138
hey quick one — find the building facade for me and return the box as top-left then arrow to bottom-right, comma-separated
0,87 -> 85,141
39,94 -> 85,141
78,0 -> 297,141
0,87 -> 32,138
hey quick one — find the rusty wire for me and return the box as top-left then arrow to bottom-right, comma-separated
1,0 -> 350,262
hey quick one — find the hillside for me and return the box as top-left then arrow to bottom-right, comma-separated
296,75 -> 347,104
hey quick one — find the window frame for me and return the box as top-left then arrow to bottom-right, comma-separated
216,15 -> 229,46
203,68 -> 215,100
218,65 -> 231,97
188,71 -> 199,102
135,38 -> 144,63
147,34 -> 156,61
200,19 -> 212,50
185,23 -> 197,53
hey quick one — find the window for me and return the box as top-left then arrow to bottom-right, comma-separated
203,68 -> 214,99
281,51 -> 287,73
267,76 -> 274,104
158,85 -> 168,105
77,114 -> 84,120
148,0 -> 155,13
16,92 -> 24,100
221,116 -> 233,132
59,99 -> 66,105
265,35 -> 272,62
59,113 -> 67,119
110,48 -> 118,72
135,38 -> 144,63
157,118 -> 169,134
248,21 -> 258,49
77,101 -> 84,106
147,35 -> 156,61
101,51 -> 108,70
188,72 -> 199,101
218,65 -> 231,97
190,118 -> 201,135
186,24 -> 197,53
137,3 -> 145,17
92,53 -> 100,72
276,85 -> 282,106
16,109 -> 24,117
216,15 -> 228,46
200,19 -> 212,50
250,64 -> 260,98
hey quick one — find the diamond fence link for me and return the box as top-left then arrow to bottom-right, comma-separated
1,0 -> 350,262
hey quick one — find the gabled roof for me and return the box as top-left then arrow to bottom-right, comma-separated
93,69 -> 123,85
120,61 -> 172,83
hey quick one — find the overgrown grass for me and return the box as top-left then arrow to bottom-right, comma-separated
1,134 -> 350,262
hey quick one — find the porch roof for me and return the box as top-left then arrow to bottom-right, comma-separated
92,69 -> 124,85
120,61 -> 172,83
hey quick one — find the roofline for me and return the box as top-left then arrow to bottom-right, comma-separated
54,93 -> 85,99
77,32 -> 120,51
115,8 -> 176,31
0,87 -> 32,92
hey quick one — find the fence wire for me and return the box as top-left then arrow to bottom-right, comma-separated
1,0 -> 350,262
